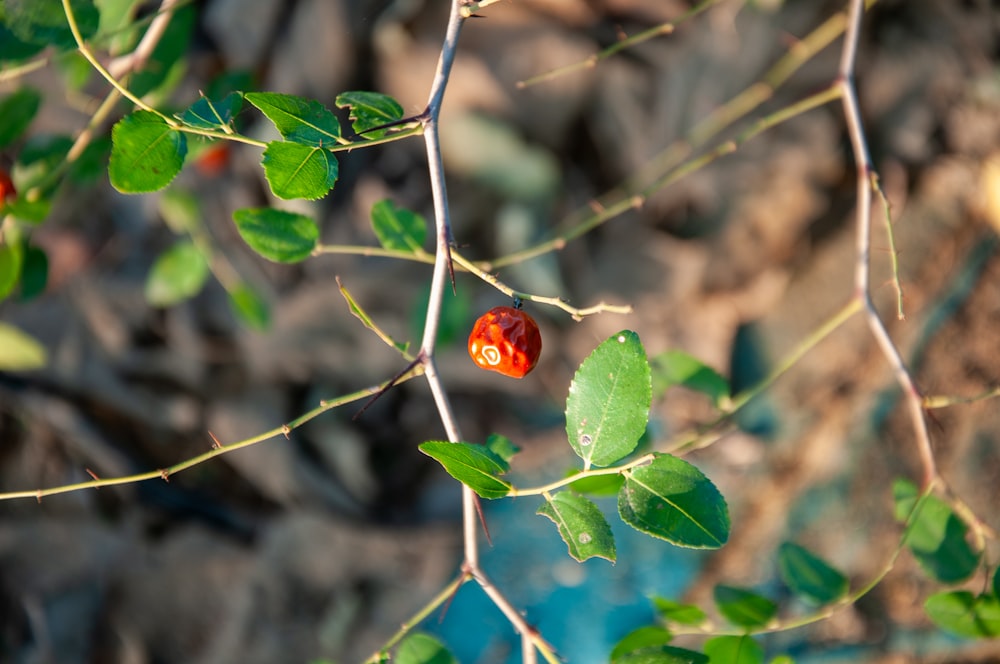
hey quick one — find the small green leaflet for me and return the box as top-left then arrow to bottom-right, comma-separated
618,453 -> 729,549
651,597 -> 707,626
145,241 -> 209,307
260,141 -> 338,200
924,590 -> 1000,638
395,633 -> 457,664
0,241 -> 24,302
713,585 -> 777,629
179,92 -> 243,129
0,87 -> 41,148
537,491 -> 616,563
245,92 -> 340,147
566,330 -> 651,468
651,349 -> 729,406
0,322 -> 46,370
703,635 -> 764,664
370,199 -> 427,253
613,646 -> 708,664
109,111 -> 187,193
232,208 -> 318,263
777,542 -> 848,606
418,441 -> 511,499
228,283 -> 270,330
336,90 -> 405,138
609,626 -> 673,661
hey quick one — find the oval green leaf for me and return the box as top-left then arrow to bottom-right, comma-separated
228,283 -> 270,330
651,350 -> 729,406
245,92 -> 340,146
370,199 -> 427,253
0,241 -> 24,302
651,597 -> 707,627
615,646 -> 708,664
619,453 -> 729,549
0,87 -> 41,148
566,469 -> 625,497
396,632 -> 457,664
335,90 -> 405,138
0,322 -> 46,370
418,441 -> 511,499
260,141 -> 338,200
537,491 -> 616,563
703,635 -> 764,664
145,241 -> 209,307
566,330 -> 651,468
109,111 -> 187,193
713,585 -> 777,629
893,478 -> 981,584
777,542 -> 848,606
232,208 -> 318,263
925,591 -> 1000,639
610,626 -> 674,661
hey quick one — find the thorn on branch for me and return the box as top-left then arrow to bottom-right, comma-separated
353,355 -> 424,420
208,431 -> 223,450
159,469 -> 170,482
281,424 -> 291,439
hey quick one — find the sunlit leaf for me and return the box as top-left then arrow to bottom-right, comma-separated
0,322 -> 46,370
370,199 -> 427,253
703,635 -> 764,664
335,90 -> 405,138
110,111 -> 187,193
419,441 -> 511,499
0,87 -> 41,148
713,585 -> 777,629
566,330 -> 651,467
396,632 -> 457,664
777,542 -> 848,606
566,469 -> 624,497
145,241 -> 209,306
260,141 -> 338,200
610,626 -> 674,661
232,208 -> 318,263
537,491 -> 616,563
245,92 -> 340,147
619,453 -> 729,549
925,591 -> 1000,639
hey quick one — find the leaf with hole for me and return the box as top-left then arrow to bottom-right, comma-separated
610,626 -> 674,661
566,330 -> 651,467
245,92 -> 340,147
336,90 -> 405,139
370,199 -> 427,253
777,542 -> 848,606
537,491 -> 616,563
419,441 -> 511,499
713,585 -> 777,629
0,322 -> 46,370
145,242 -> 209,307
232,208 -> 318,263
396,632 -> 457,664
925,591 -> 1000,639
618,453 -> 729,549
260,141 -> 338,200
0,87 -> 41,148
703,635 -> 764,664
893,478 -> 980,584
110,111 -> 187,193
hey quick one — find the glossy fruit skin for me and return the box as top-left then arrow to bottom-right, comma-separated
468,306 -> 542,379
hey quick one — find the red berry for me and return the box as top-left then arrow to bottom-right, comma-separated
468,306 -> 542,379
194,143 -> 230,177
0,170 -> 15,208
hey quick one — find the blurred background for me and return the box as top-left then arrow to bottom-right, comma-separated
1,0 -> 999,662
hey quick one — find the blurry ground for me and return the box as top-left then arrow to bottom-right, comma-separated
1,0 -> 1000,662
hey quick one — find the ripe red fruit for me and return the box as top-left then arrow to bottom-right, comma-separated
468,306 -> 542,379
0,169 -> 15,208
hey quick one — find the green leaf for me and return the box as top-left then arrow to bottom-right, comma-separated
651,597 -> 707,626
703,635 -> 764,664
228,283 -> 270,330
395,633 -> 457,664
418,441 -> 511,499
245,92 -> 340,147
619,453 -> 729,549
109,111 -> 187,193
0,22 -> 46,61
484,433 -> 519,464
68,135 -> 110,182
893,478 -> 981,584
259,141 -> 338,200
651,350 -> 729,406
610,626 -> 674,661
18,245 -> 47,300
179,92 -> 243,129
566,330 -> 651,467
127,3 -> 195,99
335,90 -> 405,138
145,241 -> 209,306
925,591 -> 1000,639
614,646 -> 709,664
0,322 -> 46,370
370,199 -> 427,253
566,469 -> 625,497
0,87 -> 41,148
232,208 -> 318,263
537,491 -> 616,562
16,134 -> 73,193
158,188 -> 200,234
768,656 -> 795,664
777,542 -> 848,606
0,240 -> 24,302
3,0 -> 99,49
713,585 -> 777,629
2,198 -> 49,224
